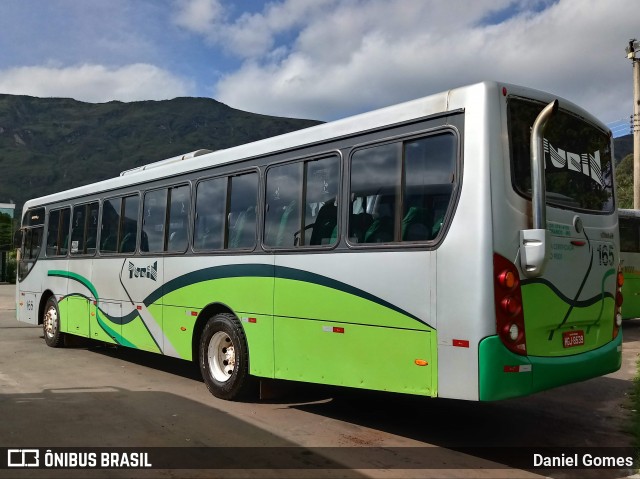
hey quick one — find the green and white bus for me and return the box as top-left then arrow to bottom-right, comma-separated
15,81 -> 623,401
619,209 -> 640,320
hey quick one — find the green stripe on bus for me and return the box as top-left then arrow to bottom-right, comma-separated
47,270 -> 137,348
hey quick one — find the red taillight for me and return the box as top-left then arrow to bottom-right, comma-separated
613,266 -> 623,339
494,253 -> 527,355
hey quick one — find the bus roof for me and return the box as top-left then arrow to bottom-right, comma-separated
21,81 -> 608,216
618,209 -> 640,218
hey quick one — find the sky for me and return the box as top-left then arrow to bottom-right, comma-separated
0,0 -> 637,136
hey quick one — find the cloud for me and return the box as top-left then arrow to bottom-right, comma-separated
0,64 -> 194,103
206,0 -> 637,124
173,0 -> 336,58
174,0 -> 224,35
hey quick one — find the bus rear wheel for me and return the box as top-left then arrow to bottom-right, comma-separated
43,296 -> 65,348
199,313 -> 254,400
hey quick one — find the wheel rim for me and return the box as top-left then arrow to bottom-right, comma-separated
207,331 -> 236,383
44,305 -> 58,339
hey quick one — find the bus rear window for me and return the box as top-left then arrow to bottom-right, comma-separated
508,98 -> 614,213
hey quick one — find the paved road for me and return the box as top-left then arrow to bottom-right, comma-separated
0,284 -> 637,478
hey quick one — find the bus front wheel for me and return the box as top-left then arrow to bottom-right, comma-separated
199,313 -> 254,400
43,296 -> 65,348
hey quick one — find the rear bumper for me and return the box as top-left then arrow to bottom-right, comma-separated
478,333 -> 622,401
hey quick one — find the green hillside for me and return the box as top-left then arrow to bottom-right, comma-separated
614,134 -> 633,163
0,94 -> 321,214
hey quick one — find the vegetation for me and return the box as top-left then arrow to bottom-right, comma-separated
616,154 -> 634,209
0,94 -> 321,216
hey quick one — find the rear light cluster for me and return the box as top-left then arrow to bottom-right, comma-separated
614,268 -> 624,339
494,253 -> 527,355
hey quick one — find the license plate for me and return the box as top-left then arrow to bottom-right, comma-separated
562,330 -> 585,348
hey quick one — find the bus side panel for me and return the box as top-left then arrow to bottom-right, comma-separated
17,259 -> 50,326
62,258 -> 93,337
273,252 -> 435,395
160,256 -> 275,376
436,84 -> 496,401
42,259 -> 69,330
621,254 -> 640,319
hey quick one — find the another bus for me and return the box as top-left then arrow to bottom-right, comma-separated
15,82 -> 622,401
619,209 -> 640,319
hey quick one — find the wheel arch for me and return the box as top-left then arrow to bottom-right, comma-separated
192,302 -> 244,362
38,289 -> 55,325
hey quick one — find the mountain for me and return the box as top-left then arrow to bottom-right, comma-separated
0,94 -> 321,215
614,134 -> 633,163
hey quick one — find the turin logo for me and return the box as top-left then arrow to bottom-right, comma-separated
128,261 -> 158,281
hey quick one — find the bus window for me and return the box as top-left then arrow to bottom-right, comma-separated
265,157 -> 338,248
227,173 -> 258,249
167,185 -> 190,252
265,162 -> 303,247
620,217 -> 639,253
142,189 -> 168,253
46,210 -> 59,256
349,134 -> 456,244
86,203 -> 99,254
24,227 -> 43,260
350,143 -> 398,243
403,135 -> 456,241
306,157 -> 339,246
70,202 -> 99,255
509,98 -> 614,213
100,195 -> 138,254
194,177 -> 226,250
46,208 -> 70,257
101,198 -> 122,253
120,195 -> 139,253
70,206 -> 86,254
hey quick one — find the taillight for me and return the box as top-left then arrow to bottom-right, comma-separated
613,266 -> 624,339
494,253 -> 527,355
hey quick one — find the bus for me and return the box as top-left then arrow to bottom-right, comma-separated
619,209 -> 640,319
15,81 -> 623,402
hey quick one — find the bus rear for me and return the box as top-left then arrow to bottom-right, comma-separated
481,85 -> 622,400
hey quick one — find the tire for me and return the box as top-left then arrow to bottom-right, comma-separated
199,313 -> 255,400
42,296 -> 65,348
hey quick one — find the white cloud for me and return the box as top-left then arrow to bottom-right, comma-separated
174,0 -> 224,35
207,0 -> 637,124
0,64 -> 194,103
173,0 -> 336,58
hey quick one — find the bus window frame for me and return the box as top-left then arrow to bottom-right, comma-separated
70,201 -> 100,257
192,168 -> 261,254
45,206 -> 71,258
99,193 -> 141,256
345,127 -> 461,250
261,151 -> 342,253
506,95 -> 615,216
140,183 -> 191,256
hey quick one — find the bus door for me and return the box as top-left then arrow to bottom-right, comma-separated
16,208 -> 45,325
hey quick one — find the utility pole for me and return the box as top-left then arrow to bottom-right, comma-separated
627,39 -> 640,209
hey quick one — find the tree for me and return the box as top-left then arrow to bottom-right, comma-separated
615,153 -> 633,209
